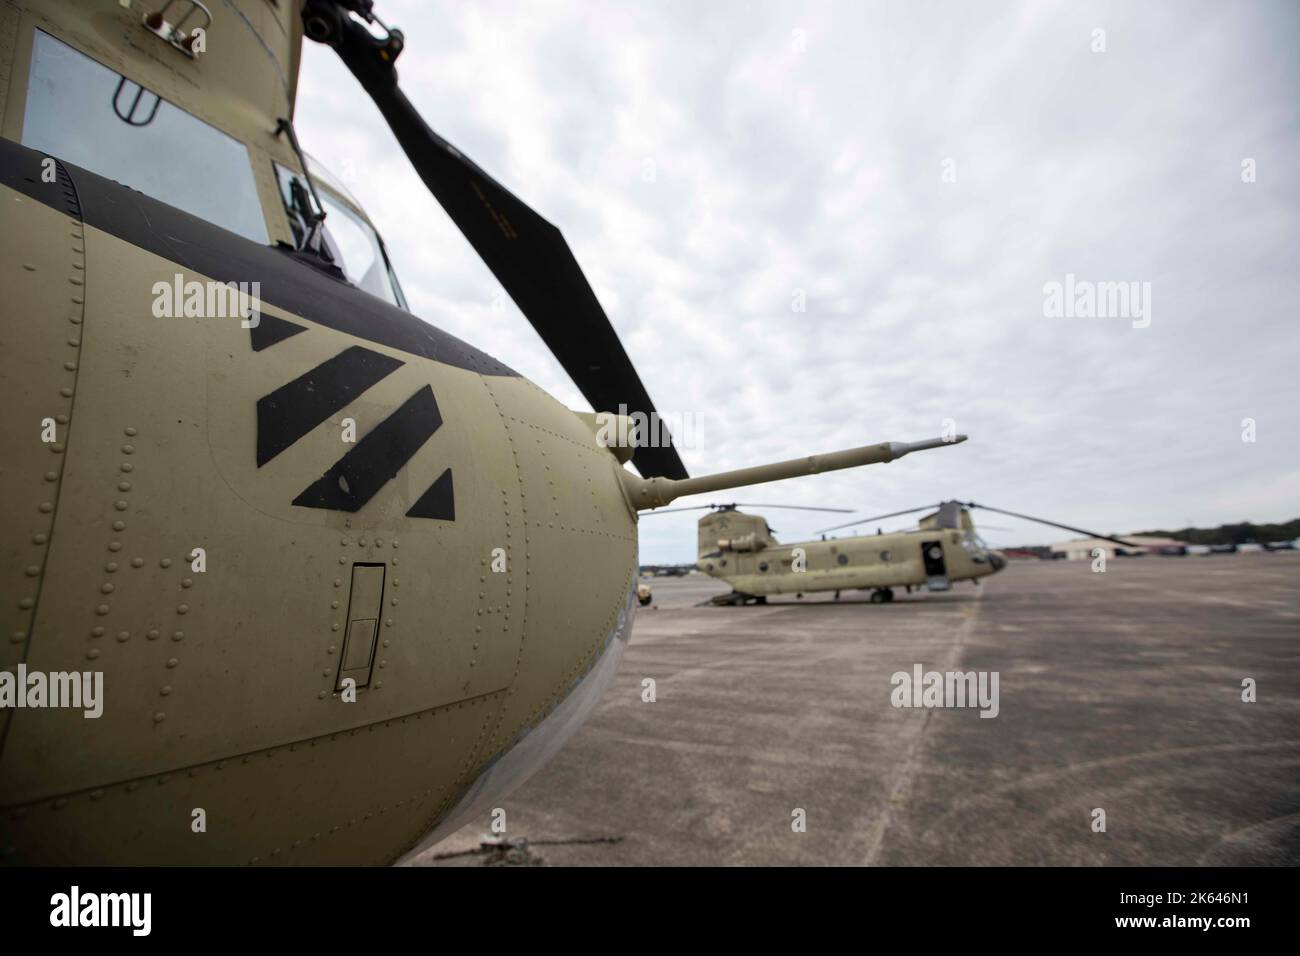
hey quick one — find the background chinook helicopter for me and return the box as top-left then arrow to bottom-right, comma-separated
0,0 -> 962,864
676,500 -> 1136,605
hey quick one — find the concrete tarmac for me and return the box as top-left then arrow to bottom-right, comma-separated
414,554 -> 1300,866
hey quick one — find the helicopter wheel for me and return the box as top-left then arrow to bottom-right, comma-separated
869,589 -> 887,604
882,588 -> 895,603
754,596 -> 767,605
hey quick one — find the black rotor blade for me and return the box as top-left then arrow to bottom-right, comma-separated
304,2 -> 687,479
965,503 -> 1138,547
814,504 -> 941,535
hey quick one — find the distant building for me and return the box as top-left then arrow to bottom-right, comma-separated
1049,535 -> 1183,561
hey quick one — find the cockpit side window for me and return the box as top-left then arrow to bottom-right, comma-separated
962,530 -> 991,561
22,30 -> 268,245
274,162 -> 408,311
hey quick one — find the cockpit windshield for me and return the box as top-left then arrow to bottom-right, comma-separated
21,29 -> 409,312
274,161 -> 408,311
22,30 -> 269,245
962,529 -> 991,561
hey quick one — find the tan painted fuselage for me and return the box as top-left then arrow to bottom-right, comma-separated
0,171 -> 645,864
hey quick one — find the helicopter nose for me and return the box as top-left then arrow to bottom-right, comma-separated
988,551 -> 1007,572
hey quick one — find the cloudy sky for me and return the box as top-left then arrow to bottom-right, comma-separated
293,0 -> 1300,563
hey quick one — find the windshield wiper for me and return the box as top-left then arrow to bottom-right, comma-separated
275,116 -> 331,261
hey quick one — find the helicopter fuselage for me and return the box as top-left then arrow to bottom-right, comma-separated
696,511 -> 1005,599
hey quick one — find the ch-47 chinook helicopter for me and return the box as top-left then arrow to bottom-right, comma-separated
0,0 -> 965,865
673,500 -> 1136,605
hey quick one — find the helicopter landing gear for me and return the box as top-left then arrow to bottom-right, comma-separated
833,590 -> 841,601
754,596 -> 767,605
712,591 -> 753,606
869,588 -> 895,604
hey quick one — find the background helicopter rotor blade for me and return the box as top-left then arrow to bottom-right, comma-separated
813,503 -> 941,535
640,502 -> 854,516
638,505 -> 719,516
304,1 -> 688,480
727,503 -> 855,513
963,503 -> 1139,548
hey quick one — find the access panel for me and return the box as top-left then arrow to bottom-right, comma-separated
337,563 -> 385,691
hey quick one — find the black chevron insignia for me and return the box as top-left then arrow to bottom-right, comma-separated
293,385 -> 444,513
407,468 -> 454,520
256,345 -> 403,466
249,313 -> 307,351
